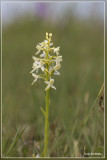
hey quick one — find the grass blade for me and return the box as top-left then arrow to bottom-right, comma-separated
6,125 -> 27,157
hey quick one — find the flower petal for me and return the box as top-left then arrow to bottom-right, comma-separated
54,71 -> 60,75
45,84 -> 51,91
51,85 -> 56,90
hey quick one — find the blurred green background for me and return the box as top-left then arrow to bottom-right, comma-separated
2,2 -> 104,157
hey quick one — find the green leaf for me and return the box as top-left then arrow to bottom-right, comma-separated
40,107 -> 46,117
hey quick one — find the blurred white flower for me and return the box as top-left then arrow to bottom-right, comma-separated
49,42 -> 53,46
36,44 -> 43,55
36,154 -> 40,158
54,70 -> 60,75
53,46 -> 60,56
45,78 -> 56,91
40,51 -> 46,58
55,56 -> 62,64
54,64 -> 61,71
31,73 -> 42,85
31,60 -> 45,73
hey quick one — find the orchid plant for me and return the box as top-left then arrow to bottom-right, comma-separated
30,32 -> 62,157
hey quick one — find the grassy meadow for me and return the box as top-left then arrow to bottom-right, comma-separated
2,14 -> 104,157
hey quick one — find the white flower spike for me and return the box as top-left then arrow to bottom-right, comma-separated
31,32 -> 62,91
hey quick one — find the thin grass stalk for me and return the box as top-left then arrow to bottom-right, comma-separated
6,126 -> 27,157
78,83 -> 104,144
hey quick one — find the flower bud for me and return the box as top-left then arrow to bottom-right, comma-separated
46,32 -> 48,40
49,33 -> 52,38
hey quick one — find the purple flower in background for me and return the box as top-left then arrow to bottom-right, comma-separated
35,3 -> 49,19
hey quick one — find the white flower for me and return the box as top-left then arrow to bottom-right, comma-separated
53,56 -> 62,72
40,51 -> 46,58
49,42 -> 53,46
36,154 -> 40,158
39,61 -> 45,71
55,56 -> 62,64
45,78 -> 56,91
41,41 -> 48,48
32,56 -> 39,62
49,66 -> 53,73
43,40 -> 48,43
54,70 -> 60,75
49,66 -> 60,76
36,44 -> 43,55
30,60 -> 44,73
53,47 -> 60,56
54,64 -> 61,71
39,40 -> 49,51
31,73 -> 42,85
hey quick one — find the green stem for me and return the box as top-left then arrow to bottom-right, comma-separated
43,41 -> 51,157
44,64 -> 50,157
